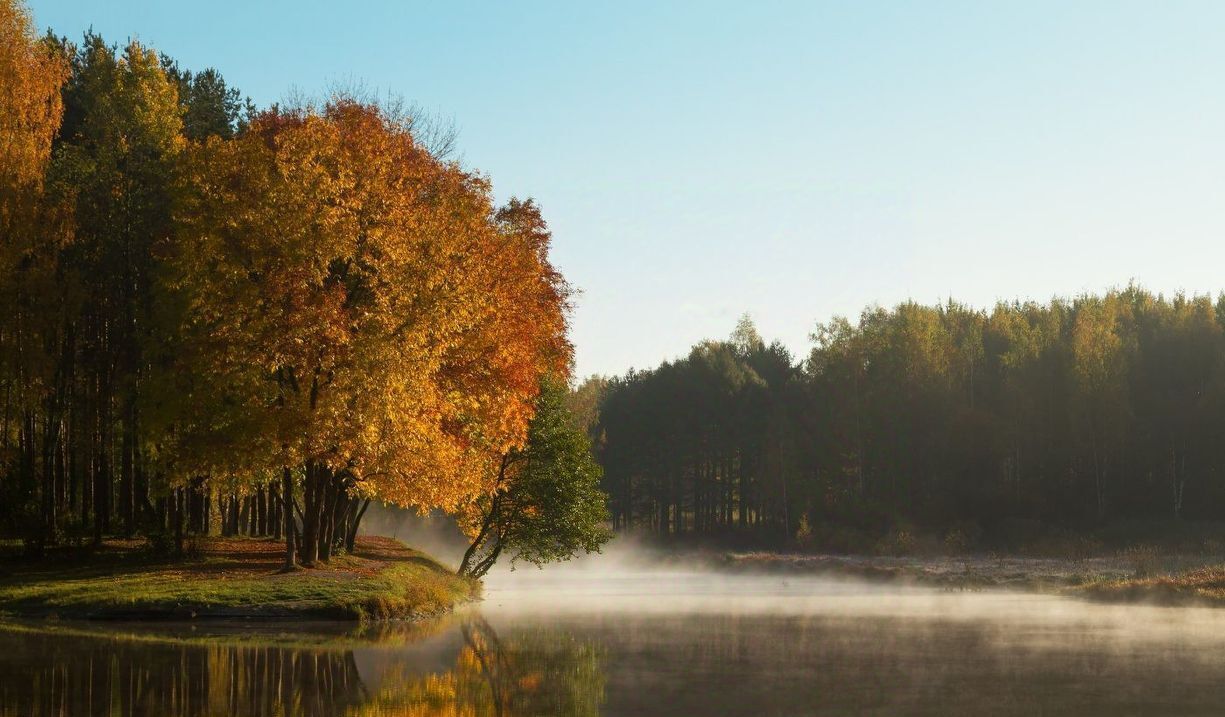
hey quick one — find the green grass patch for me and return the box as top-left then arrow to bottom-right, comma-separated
0,537 -> 479,621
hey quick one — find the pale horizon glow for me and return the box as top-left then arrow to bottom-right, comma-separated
27,0 -> 1225,377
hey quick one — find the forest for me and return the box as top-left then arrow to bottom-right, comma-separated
586,290 -> 1225,552
7,0 -> 1222,568
0,0 -> 599,569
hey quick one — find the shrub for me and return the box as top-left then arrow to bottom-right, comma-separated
1120,544 -> 1163,578
143,530 -> 175,558
795,514 -> 815,551
943,521 -> 983,555
943,528 -> 968,554
875,528 -> 914,556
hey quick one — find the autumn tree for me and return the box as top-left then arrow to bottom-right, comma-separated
0,0 -> 64,188
0,0 -> 68,551
0,8 -> 576,564
170,96 -> 571,566
0,16 -> 275,553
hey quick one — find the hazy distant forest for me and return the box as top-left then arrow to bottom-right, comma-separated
0,0 -> 589,566
585,291 -> 1225,552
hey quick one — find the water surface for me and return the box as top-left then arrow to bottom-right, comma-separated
4,569 -> 1225,715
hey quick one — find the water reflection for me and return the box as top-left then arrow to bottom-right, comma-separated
0,629 -> 370,717
361,617 -> 604,717
0,618 -> 604,717
10,583 -> 1225,715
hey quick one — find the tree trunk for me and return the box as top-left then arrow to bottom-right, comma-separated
345,498 -> 370,554
270,483 -> 282,540
329,485 -> 349,556
300,461 -> 320,566
173,487 -> 185,557
119,404 -> 134,535
460,498 -> 500,577
282,467 -> 296,570
318,474 -> 337,562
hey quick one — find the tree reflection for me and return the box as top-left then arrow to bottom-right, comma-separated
0,637 -> 367,717
0,618 -> 604,717
356,617 -> 605,717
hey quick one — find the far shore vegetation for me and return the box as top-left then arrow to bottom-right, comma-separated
1077,566 -> 1225,607
582,299 -> 1225,559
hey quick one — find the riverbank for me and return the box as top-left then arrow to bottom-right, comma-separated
716,551 -> 1224,596
0,536 -> 478,621
1077,566 -> 1225,607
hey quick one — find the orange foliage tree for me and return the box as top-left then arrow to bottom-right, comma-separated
0,0 -> 64,190
167,95 -> 571,565
0,0 -> 68,551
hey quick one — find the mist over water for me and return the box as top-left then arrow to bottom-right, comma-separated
474,548 -> 1225,715
9,531 -> 1225,714
478,537 -> 1225,643
345,512 -> 1225,713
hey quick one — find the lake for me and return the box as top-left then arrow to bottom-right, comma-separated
4,566 -> 1225,716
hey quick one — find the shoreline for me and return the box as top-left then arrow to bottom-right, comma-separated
0,612 -> 460,651
716,550 -> 1225,605
0,536 -> 479,622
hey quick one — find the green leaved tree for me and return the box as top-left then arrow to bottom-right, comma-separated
458,378 -> 611,578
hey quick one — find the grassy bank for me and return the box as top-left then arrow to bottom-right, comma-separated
0,536 -> 479,621
1077,566 -> 1225,607
720,549 -> 1225,607
718,551 -> 1138,592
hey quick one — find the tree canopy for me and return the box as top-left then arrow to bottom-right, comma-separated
0,0 -> 587,569
591,291 -> 1225,551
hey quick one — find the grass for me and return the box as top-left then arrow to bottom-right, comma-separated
0,536 -> 479,621
1078,565 -> 1225,607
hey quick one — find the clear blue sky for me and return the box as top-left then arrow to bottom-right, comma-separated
27,1 -> 1225,378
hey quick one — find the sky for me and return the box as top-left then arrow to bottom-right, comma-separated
26,1 -> 1225,378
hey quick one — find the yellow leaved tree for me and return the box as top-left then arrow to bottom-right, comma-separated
0,0 -> 68,552
168,95 -> 570,566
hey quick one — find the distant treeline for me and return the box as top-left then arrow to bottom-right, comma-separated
581,289 -> 1225,549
